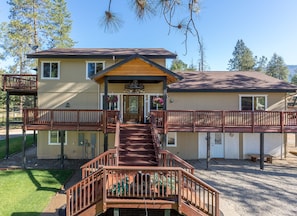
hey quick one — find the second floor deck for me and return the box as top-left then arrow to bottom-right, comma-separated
22,109 -> 297,133
1,74 -> 37,95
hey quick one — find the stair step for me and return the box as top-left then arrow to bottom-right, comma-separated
118,160 -> 158,166
118,123 -> 157,166
119,152 -> 155,157
119,146 -> 154,150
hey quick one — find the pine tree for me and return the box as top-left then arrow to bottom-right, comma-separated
170,58 -> 188,71
1,0 -> 74,74
266,53 -> 289,81
228,39 -> 255,71
46,0 -> 75,48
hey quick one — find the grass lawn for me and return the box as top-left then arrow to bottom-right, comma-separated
0,135 -> 34,159
0,169 -> 73,216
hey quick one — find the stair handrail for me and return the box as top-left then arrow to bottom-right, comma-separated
67,166 -> 220,216
80,149 -> 117,178
159,149 -> 195,174
150,122 -> 161,164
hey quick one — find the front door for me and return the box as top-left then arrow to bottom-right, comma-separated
211,133 -> 224,158
123,95 -> 144,123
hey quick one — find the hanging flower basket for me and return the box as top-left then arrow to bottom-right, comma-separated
107,95 -> 118,103
153,97 -> 164,110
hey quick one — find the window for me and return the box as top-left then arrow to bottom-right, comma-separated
86,61 -> 105,79
48,131 -> 67,145
41,62 -> 60,79
150,95 -> 164,110
166,132 -> 177,147
240,95 -> 266,111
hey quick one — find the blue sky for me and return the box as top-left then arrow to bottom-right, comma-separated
1,0 -> 297,70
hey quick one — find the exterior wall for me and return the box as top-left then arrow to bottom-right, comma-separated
242,133 -> 284,159
165,132 -> 198,159
37,130 -> 118,159
167,92 -> 287,111
194,132 -> 283,160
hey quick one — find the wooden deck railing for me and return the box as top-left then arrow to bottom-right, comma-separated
159,149 -> 195,174
66,166 -> 220,216
81,149 -> 117,179
150,110 -> 297,133
2,74 -> 37,91
23,109 -> 120,132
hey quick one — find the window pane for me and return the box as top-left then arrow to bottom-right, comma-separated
241,97 -> 252,110
50,131 -> 58,143
51,63 -> 58,78
254,96 -> 265,110
43,63 -> 50,77
167,132 -> 176,146
88,63 -> 95,78
214,133 -> 222,144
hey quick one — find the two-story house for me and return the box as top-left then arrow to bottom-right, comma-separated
24,48 -> 297,161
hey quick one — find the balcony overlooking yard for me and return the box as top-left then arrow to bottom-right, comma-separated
22,109 -> 297,134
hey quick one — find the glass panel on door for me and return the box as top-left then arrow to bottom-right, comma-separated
123,95 -> 144,123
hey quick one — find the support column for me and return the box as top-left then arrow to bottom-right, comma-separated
164,209 -> 170,216
60,130 -> 65,169
33,94 -> 37,145
162,77 -> 167,110
206,132 -> 211,170
22,128 -> 27,169
5,92 -> 10,159
104,133 -> 108,152
260,133 -> 264,170
103,78 -> 108,151
113,208 -> 119,216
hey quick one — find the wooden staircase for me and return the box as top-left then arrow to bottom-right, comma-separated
118,124 -> 158,166
66,123 -> 220,216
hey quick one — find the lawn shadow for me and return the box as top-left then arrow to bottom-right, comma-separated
26,169 -> 73,193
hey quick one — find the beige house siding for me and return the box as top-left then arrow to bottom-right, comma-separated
165,132 -> 198,159
167,92 -> 287,111
37,130 -> 108,159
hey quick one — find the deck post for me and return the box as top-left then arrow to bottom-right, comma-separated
104,133 -> 108,151
114,208 -> 119,216
206,132 -> 211,170
260,133 -> 264,170
164,209 -> 170,216
60,130 -> 65,169
22,128 -> 27,169
5,91 -> 10,159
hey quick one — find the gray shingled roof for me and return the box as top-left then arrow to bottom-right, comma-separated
168,71 -> 297,92
27,48 -> 177,59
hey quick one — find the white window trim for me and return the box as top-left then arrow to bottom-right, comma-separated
99,93 -> 120,110
86,61 -> 105,80
48,131 -> 68,145
41,61 -> 60,80
148,94 -> 164,112
239,94 -> 267,111
166,132 -> 177,147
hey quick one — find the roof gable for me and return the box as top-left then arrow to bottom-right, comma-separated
92,54 -> 182,84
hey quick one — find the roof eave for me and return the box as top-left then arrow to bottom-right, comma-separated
27,54 -> 177,59
167,88 -> 297,93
